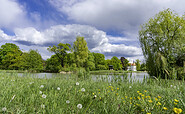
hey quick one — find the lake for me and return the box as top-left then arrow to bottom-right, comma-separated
4,72 -> 149,82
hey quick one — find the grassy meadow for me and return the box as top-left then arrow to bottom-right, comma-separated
0,71 -> 184,114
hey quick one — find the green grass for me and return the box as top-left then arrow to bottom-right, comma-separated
0,72 -> 184,113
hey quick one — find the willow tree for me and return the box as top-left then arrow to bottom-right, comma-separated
73,37 -> 89,67
139,9 -> 185,79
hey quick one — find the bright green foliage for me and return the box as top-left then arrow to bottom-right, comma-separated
1,72 -> 185,113
111,56 -> 122,70
19,50 -> 43,71
139,9 -> 185,79
0,43 -> 22,70
93,53 -> 106,70
135,59 -> 141,71
105,59 -> 112,69
73,37 -> 89,67
47,43 -> 71,67
46,55 -> 61,72
84,51 -> 95,71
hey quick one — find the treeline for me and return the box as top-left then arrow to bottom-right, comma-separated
0,37 -> 145,72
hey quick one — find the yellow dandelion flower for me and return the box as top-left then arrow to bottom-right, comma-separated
174,102 -> 178,105
139,93 -> 142,95
117,88 -> 119,90
147,113 -> 151,114
137,96 -> 141,100
144,90 -> 147,92
155,98 -> 158,101
111,89 -> 113,91
125,96 -> 127,98
100,97 -> 101,100
148,100 -> 153,103
158,96 -> 161,99
137,91 -> 140,93
163,107 -> 168,110
142,94 -> 145,97
121,97 -> 124,99
123,101 -> 125,103
145,96 -> 148,98
141,109 -> 144,112
173,108 -> 182,114
116,93 -> 118,96
148,96 -> 151,98
142,97 -> 145,99
130,102 -> 132,104
174,99 -> 179,102
93,93 -> 95,95
98,89 -> 100,91
130,97 -> 132,100
157,102 -> 161,106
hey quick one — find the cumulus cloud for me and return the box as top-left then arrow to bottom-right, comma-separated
49,0 -> 185,40
0,0 -> 30,29
1,24 -> 142,60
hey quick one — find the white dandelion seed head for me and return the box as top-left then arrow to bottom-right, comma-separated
94,95 -> 97,98
57,87 -> 60,90
76,82 -> 79,86
81,88 -> 85,92
42,94 -> 46,98
2,107 -> 7,111
39,91 -> 42,94
41,104 -> 45,109
77,104 -> 82,109
170,85 -> 173,87
40,85 -> 44,88
66,100 -> 70,104
29,82 -> 34,84
129,86 -> 132,88
174,86 -> 176,89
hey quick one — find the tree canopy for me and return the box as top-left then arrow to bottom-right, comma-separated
139,9 -> 185,79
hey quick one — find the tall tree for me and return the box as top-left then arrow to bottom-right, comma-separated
139,9 -> 185,78
73,37 -> 89,67
45,54 -> 61,72
0,43 -> 22,70
47,43 -> 71,67
18,50 -> 43,71
135,59 -> 141,71
84,51 -> 95,71
93,53 -> 106,70
111,56 -> 122,70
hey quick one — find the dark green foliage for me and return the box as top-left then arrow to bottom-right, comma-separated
46,55 -> 61,72
47,43 -> 71,67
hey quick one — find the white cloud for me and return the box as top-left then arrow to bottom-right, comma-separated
1,24 -> 143,60
0,0 -> 30,29
49,0 -> 185,41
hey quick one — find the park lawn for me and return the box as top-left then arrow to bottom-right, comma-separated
0,72 -> 184,114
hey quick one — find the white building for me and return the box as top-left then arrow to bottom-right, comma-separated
127,63 -> 137,71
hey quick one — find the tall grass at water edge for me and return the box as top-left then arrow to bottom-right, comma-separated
0,71 -> 184,114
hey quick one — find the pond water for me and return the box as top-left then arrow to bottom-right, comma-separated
5,72 -> 149,82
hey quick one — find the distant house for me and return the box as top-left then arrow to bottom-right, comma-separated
109,65 -> 114,70
127,63 -> 137,71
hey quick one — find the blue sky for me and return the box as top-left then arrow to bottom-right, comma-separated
0,0 -> 185,62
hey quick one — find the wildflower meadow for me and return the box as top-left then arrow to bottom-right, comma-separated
0,71 -> 184,114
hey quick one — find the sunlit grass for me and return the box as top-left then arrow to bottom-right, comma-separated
0,72 -> 184,113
